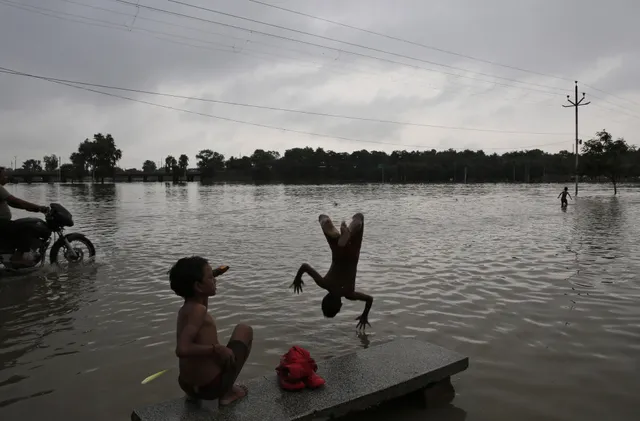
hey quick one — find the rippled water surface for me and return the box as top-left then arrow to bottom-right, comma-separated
1,182 -> 639,421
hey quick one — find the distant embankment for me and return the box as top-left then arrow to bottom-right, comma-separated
7,170 -> 215,184
9,169 -> 634,185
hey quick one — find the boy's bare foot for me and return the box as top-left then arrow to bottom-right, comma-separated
338,221 -> 351,247
320,214 -> 340,238
219,384 -> 248,407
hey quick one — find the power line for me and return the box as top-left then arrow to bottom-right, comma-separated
56,0 -> 369,77
104,0 -> 640,116
245,0 -> 640,113
0,0 -> 131,31
168,0 -> 570,94
0,66 -> 573,136
73,0 -> 584,107
0,68 -> 571,152
73,0 -> 640,115
590,101 -> 640,121
586,92 -> 640,120
2,4 -> 628,134
3,1 -> 634,128
107,0 -> 565,97
3,0 -> 560,100
0,0 -> 366,79
581,83 -> 640,109
0,0 -> 456,98
0,0 -> 564,107
8,0 -> 639,116
246,0 -> 573,84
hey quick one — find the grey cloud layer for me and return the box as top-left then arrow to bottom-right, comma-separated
1,0 -> 638,168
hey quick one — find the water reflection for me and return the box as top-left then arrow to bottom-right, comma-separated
62,183 -> 92,202
164,182 -> 189,202
574,198 -> 628,259
89,183 -> 117,201
0,265 -> 99,407
357,332 -> 370,349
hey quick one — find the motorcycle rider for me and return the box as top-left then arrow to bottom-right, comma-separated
0,166 -> 49,266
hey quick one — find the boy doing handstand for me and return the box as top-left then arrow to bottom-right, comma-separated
291,213 -> 373,331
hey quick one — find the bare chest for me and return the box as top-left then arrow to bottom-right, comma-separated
196,314 -> 220,345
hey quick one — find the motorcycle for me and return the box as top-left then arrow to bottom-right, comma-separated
0,203 -> 96,270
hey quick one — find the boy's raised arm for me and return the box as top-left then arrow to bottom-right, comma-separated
175,305 -> 216,357
291,263 -> 328,293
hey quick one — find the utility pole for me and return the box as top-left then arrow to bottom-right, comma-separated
562,81 -> 590,197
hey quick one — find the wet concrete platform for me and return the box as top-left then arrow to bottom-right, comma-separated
131,338 -> 469,421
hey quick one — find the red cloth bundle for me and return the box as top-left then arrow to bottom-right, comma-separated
275,346 -> 326,391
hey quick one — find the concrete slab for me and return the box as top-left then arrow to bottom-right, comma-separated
131,338 -> 468,421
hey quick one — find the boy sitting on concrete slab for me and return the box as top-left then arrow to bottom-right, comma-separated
169,257 -> 253,407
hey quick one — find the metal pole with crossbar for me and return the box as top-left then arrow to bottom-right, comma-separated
562,81 -> 590,197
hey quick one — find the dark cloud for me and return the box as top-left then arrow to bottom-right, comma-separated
1,0 -> 638,169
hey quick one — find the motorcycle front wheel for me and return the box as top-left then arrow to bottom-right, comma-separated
49,233 -> 96,265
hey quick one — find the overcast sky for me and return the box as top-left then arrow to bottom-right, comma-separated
1,0 -> 639,169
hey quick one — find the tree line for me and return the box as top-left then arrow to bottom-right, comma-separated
10,130 -> 639,194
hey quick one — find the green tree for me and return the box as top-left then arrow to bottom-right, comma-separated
178,154 -> 189,176
59,163 -> 75,180
43,154 -> 59,172
142,160 -> 157,173
250,149 -> 280,181
165,155 -> 177,174
196,149 -> 225,178
210,135 -> 637,185
226,156 -> 252,171
47,130 -> 637,185
22,159 -> 43,172
581,130 -> 634,195
69,152 -> 86,180
72,133 -> 122,182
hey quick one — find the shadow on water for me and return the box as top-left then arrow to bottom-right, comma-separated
338,401 -> 467,421
0,265 -> 99,408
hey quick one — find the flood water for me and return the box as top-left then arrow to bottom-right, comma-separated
1,182 -> 639,421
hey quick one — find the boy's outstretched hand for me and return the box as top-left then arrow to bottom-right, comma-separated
290,275 -> 304,294
355,313 -> 371,331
